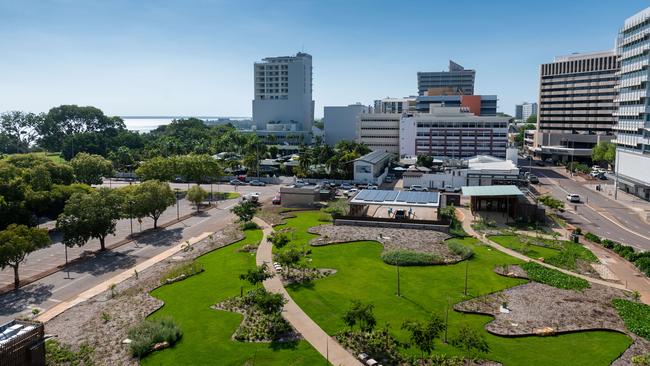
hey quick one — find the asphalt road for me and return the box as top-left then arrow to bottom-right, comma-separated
520,161 -> 650,250
0,184 -> 280,323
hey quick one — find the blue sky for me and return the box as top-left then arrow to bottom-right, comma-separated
0,0 -> 648,118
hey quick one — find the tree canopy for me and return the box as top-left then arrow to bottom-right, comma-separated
56,188 -> 124,250
70,152 -> 113,185
186,185 -> 208,212
126,180 -> 176,228
0,224 -> 50,289
592,141 -> 616,166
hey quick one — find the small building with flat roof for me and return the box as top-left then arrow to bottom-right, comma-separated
353,150 -> 393,184
462,185 -> 524,218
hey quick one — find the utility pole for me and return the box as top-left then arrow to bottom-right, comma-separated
444,297 -> 450,343
464,260 -> 469,296
175,188 -> 180,220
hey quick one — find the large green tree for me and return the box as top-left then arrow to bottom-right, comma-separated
592,141 -> 616,166
70,152 -> 113,185
451,324 -> 490,358
231,201 -> 258,222
0,224 -> 50,289
186,185 -> 208,213
127,180 -> 176,228
0,111 -> 44,154
135,156 -> 175,181
56,188 -> 124,250
37,105 -> 125,152
343,300 -> 377,332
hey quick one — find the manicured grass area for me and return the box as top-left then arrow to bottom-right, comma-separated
141,229 -> 324,365
282,212 -> 631,365
3,151 -> 66,164
489,234 -> 597,270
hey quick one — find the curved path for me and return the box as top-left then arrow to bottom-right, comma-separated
253,217 -> 362,366
456,208 -> 630,291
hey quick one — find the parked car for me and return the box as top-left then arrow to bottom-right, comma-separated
409,185 -> 428,191
566,193 -> 581,203
230,179 -> 246,185
528,175 -> 539,184
394,209 -> 406,220
384,176 -> 394,183
340,183 -> 353,190
367,184 -> 378,190
272,195 -> 281,205
344,188 -> 359,197
249,180 -> 266,186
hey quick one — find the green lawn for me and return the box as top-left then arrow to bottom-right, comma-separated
282,212 -> 631,366
3,151 -> 66,164
141,229 -> 325,366
489,234 -> 598,270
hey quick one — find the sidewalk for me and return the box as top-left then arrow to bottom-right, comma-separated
457,208 -> 629,291
253,217 -> 362,366
586,182 -> 650,218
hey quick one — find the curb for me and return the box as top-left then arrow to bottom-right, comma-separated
0,203 -> 221,296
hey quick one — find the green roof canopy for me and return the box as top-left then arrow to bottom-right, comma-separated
461,185 -> 524,197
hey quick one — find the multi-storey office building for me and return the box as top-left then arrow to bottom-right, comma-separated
323,103 -> 369,145
357,113 -> 401,154
252,52 -> 314,143
516,102 -> 537,121
415,95 -> 497,116
373,97 -> 416,114
400,107 -> 509,159
613,7 -> 650,201
417,61 -> 475,96
531,51 -> 619,161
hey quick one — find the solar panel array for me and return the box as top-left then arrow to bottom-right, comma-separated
354,190 -> 439,205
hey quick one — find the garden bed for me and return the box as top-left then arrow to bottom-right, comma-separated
308,225 -> 471,264
454,281 -> 650,364
44,226 -> 246,365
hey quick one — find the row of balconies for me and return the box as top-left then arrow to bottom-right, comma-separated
541,73 -> 617,84
541,81 -> 617,90
541,96 -> 614,103
620,42 -> 650,60
619,58 -> 649,74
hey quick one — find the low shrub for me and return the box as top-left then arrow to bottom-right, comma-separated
612,298 -> 650,340
45,339 -> 94,365
447,241 -> 474,259
584,232 -> 601,243
317,212 -> 333,222
127,317 -> 182,358
240,221 -> 259,230
521,262 -> 589,290
631,353 -> 650,365
161,261 -> 204,284
381,250 -> 444,266
635,257 -> 650,277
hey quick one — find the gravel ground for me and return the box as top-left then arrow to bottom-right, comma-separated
308,225 -> 462,262
45,226 -> 245,365
454,280 -> 650,364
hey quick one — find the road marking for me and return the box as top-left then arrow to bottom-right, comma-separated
537,171 -> 650,242
52,274 -> 91,293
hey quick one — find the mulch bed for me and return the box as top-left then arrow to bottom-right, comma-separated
454,276 -> 650,364
44,226 -> 246,365
308,225 -> 465,263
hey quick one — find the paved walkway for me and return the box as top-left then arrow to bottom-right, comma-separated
457,208 -> 629,291
253,217 -> 362,366
37,231 -> 212,323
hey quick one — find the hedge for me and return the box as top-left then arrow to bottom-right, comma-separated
381,250 -> 444,266
128,317 -> 182,357
521,262 -> 590,290
585,232 -> 650,276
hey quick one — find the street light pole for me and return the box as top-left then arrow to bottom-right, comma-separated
175,188 -> 180,220
614,147 -> 620,200
129,200 -> 134,237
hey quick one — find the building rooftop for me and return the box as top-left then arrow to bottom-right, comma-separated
461,185 -> 524,197
350,189 -> 440,207
354,150 -> 393,165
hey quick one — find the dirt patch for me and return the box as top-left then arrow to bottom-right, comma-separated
454,281 -> 649,364
255,205 -> 298,226
308,225 -> 465,263
44,226 -> 246,365
493,264 -> 528,279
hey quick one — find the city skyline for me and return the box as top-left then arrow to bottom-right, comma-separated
0,0 -> 648,118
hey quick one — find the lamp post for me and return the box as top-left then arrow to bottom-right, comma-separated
614,147 -> 620,200
128,200 -> 135,237
174,188 -> 180,220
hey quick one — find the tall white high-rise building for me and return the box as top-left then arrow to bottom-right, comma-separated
613,7 -> 650,201
252,52 -> 314,143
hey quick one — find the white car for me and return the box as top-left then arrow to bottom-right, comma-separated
409,185 -> 428,191
566,194 -> 581,203
367,184 -> 378,190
